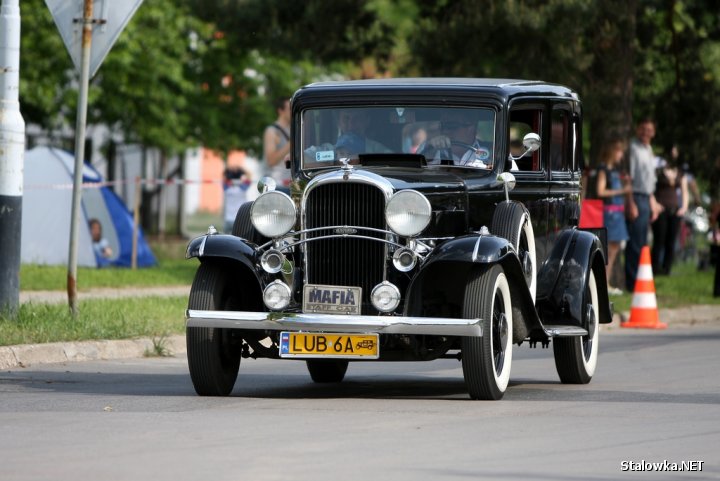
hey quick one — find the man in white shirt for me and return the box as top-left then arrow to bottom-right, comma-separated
625,118 -> 662,291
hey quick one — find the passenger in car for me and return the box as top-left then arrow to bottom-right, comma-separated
337,109 -> 391,154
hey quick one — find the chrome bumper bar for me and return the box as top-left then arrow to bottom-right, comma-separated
186,310 -> 483,337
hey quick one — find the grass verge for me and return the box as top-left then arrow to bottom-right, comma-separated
609,260 -> 719,313
20,259 -> 198,291
0,296 -> 186,347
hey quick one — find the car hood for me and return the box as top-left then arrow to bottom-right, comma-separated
306,165 -> 498,195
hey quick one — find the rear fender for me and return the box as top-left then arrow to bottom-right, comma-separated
405,235 -> 542,341
536,229 -> 612,327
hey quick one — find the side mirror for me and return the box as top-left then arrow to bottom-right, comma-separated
257,176 -> 277,193
522,133 -> 541,152
497,172 -> 516,202
509,132 -> 542,162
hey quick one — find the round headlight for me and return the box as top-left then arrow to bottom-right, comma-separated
385,190 -> 431,237
251,191 -> 296,238
263,280 -> 291,311
371,282 -> 401,313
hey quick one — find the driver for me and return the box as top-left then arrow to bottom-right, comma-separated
422,110 -> 492,168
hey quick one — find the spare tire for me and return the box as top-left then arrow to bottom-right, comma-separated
231,201 -> 268,245
491,201 -> 537,303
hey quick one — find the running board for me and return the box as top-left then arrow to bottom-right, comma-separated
543,325 -> 589,337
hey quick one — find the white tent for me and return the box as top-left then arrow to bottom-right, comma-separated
21,146 -> 155,267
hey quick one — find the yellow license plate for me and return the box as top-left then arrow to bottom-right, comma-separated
279,332 -> 379,359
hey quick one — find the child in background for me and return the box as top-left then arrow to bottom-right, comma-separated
596,140 -> 632,295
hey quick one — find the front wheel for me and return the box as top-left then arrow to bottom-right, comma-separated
187,263 -> 241,396
461,265 -> 513,400
306,360 -> 349,383
553,268 -> 600,384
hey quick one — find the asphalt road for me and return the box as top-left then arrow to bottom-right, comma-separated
1,327 -> 719,481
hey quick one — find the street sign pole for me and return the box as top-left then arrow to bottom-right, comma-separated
0,0 -> 25,317
46,0 -> 144,315
66,0 -> 94,316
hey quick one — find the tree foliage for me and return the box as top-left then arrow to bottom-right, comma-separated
17,0 -> 720,179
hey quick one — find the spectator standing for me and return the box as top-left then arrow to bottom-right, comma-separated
263,97 -> 292,192
595,140 -> 632,295
625,119 -> 662,292
222,165 -> 249,233
652,150 -> 688,275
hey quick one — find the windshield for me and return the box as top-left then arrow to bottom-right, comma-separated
301,106 -> 496,170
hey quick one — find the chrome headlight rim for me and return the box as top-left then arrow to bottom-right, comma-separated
261,249 -> 286,274
250,191 -> 296,238
370,281 -> 401,313
392,247 -> 418,272
263,280 -> 292,311
385,190 -> 432,237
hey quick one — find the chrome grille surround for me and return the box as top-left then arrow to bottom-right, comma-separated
301,170 -> 396,314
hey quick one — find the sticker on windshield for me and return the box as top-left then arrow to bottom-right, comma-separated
476,147 -> 490,160
316,151 -> 335,162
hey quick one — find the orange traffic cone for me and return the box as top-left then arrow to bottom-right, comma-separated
622,245 -> 667,329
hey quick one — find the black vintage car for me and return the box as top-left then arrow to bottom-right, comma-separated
185,78 -> 611,400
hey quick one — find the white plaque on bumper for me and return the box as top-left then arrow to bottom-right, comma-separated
303,284 -> 362,315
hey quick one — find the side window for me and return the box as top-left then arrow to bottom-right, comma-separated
550,107 -> 571,172
509,108 -> 542,171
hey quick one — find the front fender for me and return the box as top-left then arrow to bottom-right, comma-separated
405,234 -> 542,341
422,234 -> 515,266
186,234 -> 260,278
537,229 -> 612,327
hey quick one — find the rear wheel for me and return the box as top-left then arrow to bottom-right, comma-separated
461,265 -> 513,400
553,268 -> 600,384
306,360 -> 349,383
491,201 -> 537,302
187,263 -> 241,396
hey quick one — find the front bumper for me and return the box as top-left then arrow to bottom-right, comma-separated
186,310 -> 483,337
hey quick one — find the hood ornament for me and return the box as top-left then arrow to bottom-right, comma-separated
339,157 -> 354,180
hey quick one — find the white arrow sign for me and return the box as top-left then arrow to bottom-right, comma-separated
45,0 -> 143,78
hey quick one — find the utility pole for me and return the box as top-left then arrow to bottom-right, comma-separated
0,0 -> 25,317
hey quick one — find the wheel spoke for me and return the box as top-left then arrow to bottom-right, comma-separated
582,336 -> 592,362
492,292 -> 507,373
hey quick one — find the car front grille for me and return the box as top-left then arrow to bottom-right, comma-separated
304,182 -> 387,314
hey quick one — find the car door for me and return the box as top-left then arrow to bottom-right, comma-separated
547,102 -> 582,249
507,102 -> 551,266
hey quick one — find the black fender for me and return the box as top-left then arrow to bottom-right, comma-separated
186,234 -> 263,285
405,234 -> 543,342
536,229 -> 612,328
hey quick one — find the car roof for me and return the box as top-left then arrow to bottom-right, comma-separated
306,78 -> 541,88
294,78 -> 579,104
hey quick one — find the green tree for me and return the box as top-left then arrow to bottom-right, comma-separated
19,0 -> 75,131
636,0 -> 720,178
